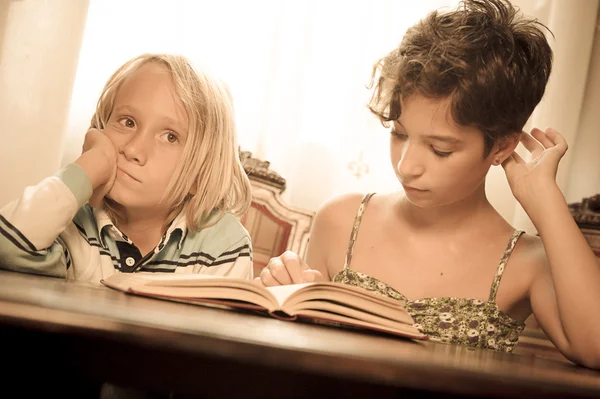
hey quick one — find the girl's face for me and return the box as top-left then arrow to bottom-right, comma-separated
390,94 -> 495,208
104,63 -> 189,216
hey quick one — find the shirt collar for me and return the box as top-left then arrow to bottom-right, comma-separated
93,205 -> 189,250
163,206 -> 189,250
93,207 -> 126,246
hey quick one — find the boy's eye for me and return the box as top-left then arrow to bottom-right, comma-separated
119,117 -> 135,128
165,132 -> 179,143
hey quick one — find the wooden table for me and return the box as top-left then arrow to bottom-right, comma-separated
1,270 -> 599,398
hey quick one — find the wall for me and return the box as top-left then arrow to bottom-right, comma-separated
1,0 -> 599,222
565,10 -> 600,204
511,0 -> 599,232
0,0 -> 89,206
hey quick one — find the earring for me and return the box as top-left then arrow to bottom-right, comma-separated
494,157 -> 500,165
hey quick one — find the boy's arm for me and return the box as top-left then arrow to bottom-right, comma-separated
0,164 -> 92,278
0,127 -> 116,279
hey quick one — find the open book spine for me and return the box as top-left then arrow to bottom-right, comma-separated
268,310 -> 298,321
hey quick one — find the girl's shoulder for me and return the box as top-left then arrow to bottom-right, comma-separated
313,192 -> 370,228
312,192 -> 396,234
509,231 -> 549,276
515,232 -> 546,259
315,193 -> 399,225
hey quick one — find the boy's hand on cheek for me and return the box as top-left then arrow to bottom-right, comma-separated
74,128 -> 118,208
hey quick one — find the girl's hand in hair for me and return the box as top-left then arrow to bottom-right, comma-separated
502,127 -> 568,208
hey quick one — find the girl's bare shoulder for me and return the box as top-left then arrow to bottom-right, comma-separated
312,192 -> 366,231
307,193 -> 368,274
510,232 -> 549,277
313,192 -> 397,228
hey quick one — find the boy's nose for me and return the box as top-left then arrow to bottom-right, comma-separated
120,134 -> 148,165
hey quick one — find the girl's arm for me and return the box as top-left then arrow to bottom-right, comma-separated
526,184 -> 600,368
254,193 -> 364,287
503,128 -> 600,369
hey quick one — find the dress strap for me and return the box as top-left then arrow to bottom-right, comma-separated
343,193 -> 376,270
488,230 -> 525,302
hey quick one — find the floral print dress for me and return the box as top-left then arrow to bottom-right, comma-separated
332,193 -> 526,352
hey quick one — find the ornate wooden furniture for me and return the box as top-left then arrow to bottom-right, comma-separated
239,150 -> 315,277
569,193 -> 600,258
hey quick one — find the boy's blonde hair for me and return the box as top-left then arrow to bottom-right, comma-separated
90,53 -> 252,231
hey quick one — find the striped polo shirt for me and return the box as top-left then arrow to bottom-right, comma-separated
0,164 -> 253,283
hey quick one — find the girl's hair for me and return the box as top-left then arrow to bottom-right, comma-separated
368,0 -> 553,157
90,53 -> 252,231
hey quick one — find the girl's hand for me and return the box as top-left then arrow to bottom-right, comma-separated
253,251 -> 324,287
75,128 -> 118,208
502,127 -> 568,207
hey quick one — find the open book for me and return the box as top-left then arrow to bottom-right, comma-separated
101,273 -> 428,340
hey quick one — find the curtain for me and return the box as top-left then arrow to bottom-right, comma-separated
0,0 -> 89,207
62,0 -> 459,213
510,0 -> 600,233
61,0 -> 600,228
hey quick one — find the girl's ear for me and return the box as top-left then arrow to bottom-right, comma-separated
491,132 -> 520,165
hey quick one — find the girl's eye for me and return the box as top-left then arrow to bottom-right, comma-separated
433,148 -> 453,158
119,117 -> 135,128
391,130 -> 408,140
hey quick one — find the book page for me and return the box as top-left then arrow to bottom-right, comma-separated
293,300 -> 411,330
295,310 -> 427,340
265,283 -> 314,305
102,273 -> 279,310
267,282 -> 415,327
284,287 -> 413,325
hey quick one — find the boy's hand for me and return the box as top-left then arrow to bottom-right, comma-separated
74,128 -> 118,208
253,251 -> 324,287
502,127 -> 568,207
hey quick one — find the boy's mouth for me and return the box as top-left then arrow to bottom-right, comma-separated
117,167 -> 140,182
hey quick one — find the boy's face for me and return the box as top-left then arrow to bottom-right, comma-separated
390,94 -> 494,208
104,63 -> 189,216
